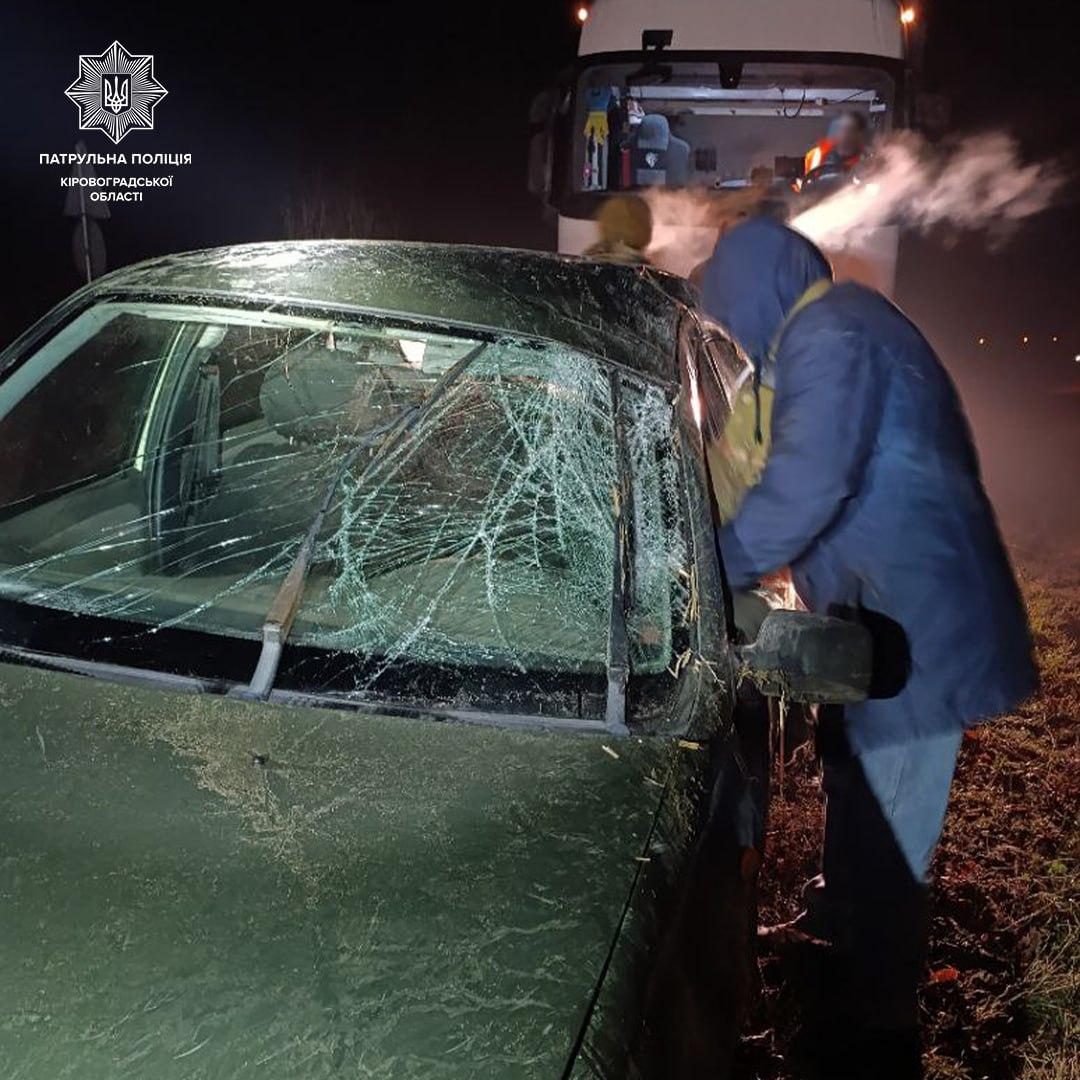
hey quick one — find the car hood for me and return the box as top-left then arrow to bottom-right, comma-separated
0,661 -> 673,1079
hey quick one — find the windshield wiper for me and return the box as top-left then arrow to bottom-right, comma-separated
238,342 -> 488,701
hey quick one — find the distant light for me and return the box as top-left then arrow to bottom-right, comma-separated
576,5 -> 589,22
900,6 -> 916,25
977,336 -> 986,346
1075,354 -> 1080,363
1052,335 -> 1059,342
1021,335 -> 1029,344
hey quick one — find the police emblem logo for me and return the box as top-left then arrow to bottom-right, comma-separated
65,41 -> 167,144
102,74 -> 131,114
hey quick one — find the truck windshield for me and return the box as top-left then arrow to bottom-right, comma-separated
571,57 -> 896,196
0,301 -> 694,713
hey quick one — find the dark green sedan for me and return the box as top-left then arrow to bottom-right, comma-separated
0,243 -> 867,1078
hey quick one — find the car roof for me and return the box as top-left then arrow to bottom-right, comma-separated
88,241 -> 698,385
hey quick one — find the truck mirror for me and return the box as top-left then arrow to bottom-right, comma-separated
737,609 -> 872,705
527,130 -> 551,199
915,92 -> 951,137
528,88 -> 558,126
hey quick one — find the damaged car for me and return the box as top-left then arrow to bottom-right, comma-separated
0,242 -> 868,1078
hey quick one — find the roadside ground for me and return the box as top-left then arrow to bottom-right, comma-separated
735,548 -> 1079,1079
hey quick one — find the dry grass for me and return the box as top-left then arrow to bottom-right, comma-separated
735,558 -> 1080,1078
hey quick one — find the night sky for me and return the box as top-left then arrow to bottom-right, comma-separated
2,0 -> 1077,541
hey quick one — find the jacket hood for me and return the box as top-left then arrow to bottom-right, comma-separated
701,217 -> 831,381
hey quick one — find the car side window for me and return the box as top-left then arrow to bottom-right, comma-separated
680,322 -> 765,526
0,311 -> 176,508
699,324 -> 752,437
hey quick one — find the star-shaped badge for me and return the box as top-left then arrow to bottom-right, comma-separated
65,41 -> 167,144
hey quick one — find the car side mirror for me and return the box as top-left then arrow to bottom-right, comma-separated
737,609 -> 872,705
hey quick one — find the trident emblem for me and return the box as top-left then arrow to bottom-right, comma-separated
102,74 -> 130,113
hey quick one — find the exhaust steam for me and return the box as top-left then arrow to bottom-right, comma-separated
791,131 -> 1066,250
640,132 -> 1065,279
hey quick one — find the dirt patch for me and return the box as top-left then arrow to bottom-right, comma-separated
734,564 -> 1080,1078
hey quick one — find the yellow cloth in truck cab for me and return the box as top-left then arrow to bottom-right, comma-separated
582,111 -> 609,146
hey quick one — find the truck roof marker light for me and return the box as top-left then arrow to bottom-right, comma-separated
900,6 -> 916,25
576,5 -> 589,23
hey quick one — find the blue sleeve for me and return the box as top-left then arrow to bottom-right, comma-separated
718,321 -> 884,589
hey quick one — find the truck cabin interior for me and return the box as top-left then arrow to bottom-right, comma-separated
574,59 -> 896,196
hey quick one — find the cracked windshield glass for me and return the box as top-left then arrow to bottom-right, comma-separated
0,301 -> 690,707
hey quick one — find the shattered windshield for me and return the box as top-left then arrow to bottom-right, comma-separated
0,300 -> 692,713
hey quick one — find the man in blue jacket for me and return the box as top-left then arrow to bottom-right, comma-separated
701,217 -> 1036,1073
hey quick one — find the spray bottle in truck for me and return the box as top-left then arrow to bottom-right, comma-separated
528,0 -> 941,292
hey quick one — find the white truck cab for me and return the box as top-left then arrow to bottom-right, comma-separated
528,0 -> 922,291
